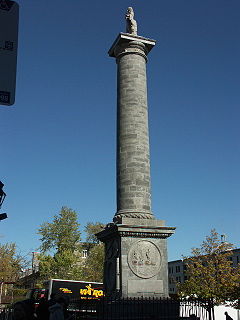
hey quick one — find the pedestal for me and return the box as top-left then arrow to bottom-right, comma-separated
97,218 -> 175,298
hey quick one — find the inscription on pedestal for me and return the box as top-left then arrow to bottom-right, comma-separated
128,280 -> 163,294
127,240 -> 161,279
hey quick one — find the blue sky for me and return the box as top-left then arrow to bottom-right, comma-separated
1,0 -> 239,263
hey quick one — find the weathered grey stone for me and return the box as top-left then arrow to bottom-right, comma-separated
128,280 -> 163,294
96,30 -> 175,298
125,7 -> 137,35
97,223 -> 174,298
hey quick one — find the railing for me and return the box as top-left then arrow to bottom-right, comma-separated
0,297 -> 214,320
0,308 -> 13,320
179,299 -> 214,320
68,297 -> 214,320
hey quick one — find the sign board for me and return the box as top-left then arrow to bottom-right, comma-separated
0,0 -> 19,106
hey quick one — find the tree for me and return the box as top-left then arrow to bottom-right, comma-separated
83,244 -> 104,282
38,250 -> 83,281
38,207 -> 82,280
0,243 -> 26,302
178,229 -> 240,305
0,243 -> 25,282
38,206 -> 81,253
37,214 -> 105,282
84,222 -> 105,244
82,222 -> 105,282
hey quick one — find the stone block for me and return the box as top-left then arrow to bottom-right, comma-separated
128,280 -> 163,294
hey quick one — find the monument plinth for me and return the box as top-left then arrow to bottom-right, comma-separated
97,8 -> 175,298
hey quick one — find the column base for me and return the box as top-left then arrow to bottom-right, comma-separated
96,219 -> 175,298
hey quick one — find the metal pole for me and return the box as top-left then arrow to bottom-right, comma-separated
0,282 -> 3,305
116,257 -> 120,292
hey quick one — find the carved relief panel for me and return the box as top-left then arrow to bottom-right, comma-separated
127,240 -> 161,279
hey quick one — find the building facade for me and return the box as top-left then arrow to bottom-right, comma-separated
168,248 -> 240,294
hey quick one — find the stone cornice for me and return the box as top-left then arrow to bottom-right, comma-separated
96,223 -> 176,242
108,33 -> 156,58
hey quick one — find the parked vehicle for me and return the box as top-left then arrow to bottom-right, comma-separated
26,279 -> 104,303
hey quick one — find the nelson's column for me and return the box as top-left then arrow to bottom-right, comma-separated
97,7 -> 175,298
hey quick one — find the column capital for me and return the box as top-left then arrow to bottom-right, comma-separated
108,33 -> 156,60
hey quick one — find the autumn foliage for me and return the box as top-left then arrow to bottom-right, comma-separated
178,230 -> 240,305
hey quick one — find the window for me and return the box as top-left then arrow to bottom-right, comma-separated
229,256 -> 233,266
168,267 -> 174,274
169,277 -> 174,284
82,250 -> 88,258
176,265 -> 181,273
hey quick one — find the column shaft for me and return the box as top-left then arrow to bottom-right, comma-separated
113,39 -> 154,220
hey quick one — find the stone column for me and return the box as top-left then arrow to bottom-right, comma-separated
97,33 -> 175,299
111,34 -> 155,221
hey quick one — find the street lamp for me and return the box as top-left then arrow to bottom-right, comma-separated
0,181 -> 6,209
0,181 -> 7,221
0,213 -> 7,221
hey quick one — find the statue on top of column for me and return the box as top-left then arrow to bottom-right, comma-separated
125,7 -> 137,35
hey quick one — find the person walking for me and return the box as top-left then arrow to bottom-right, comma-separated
49,297 -> 70,320
13,299 -> 35,320
36,297 -> 49,320
225,311 -> 234,320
